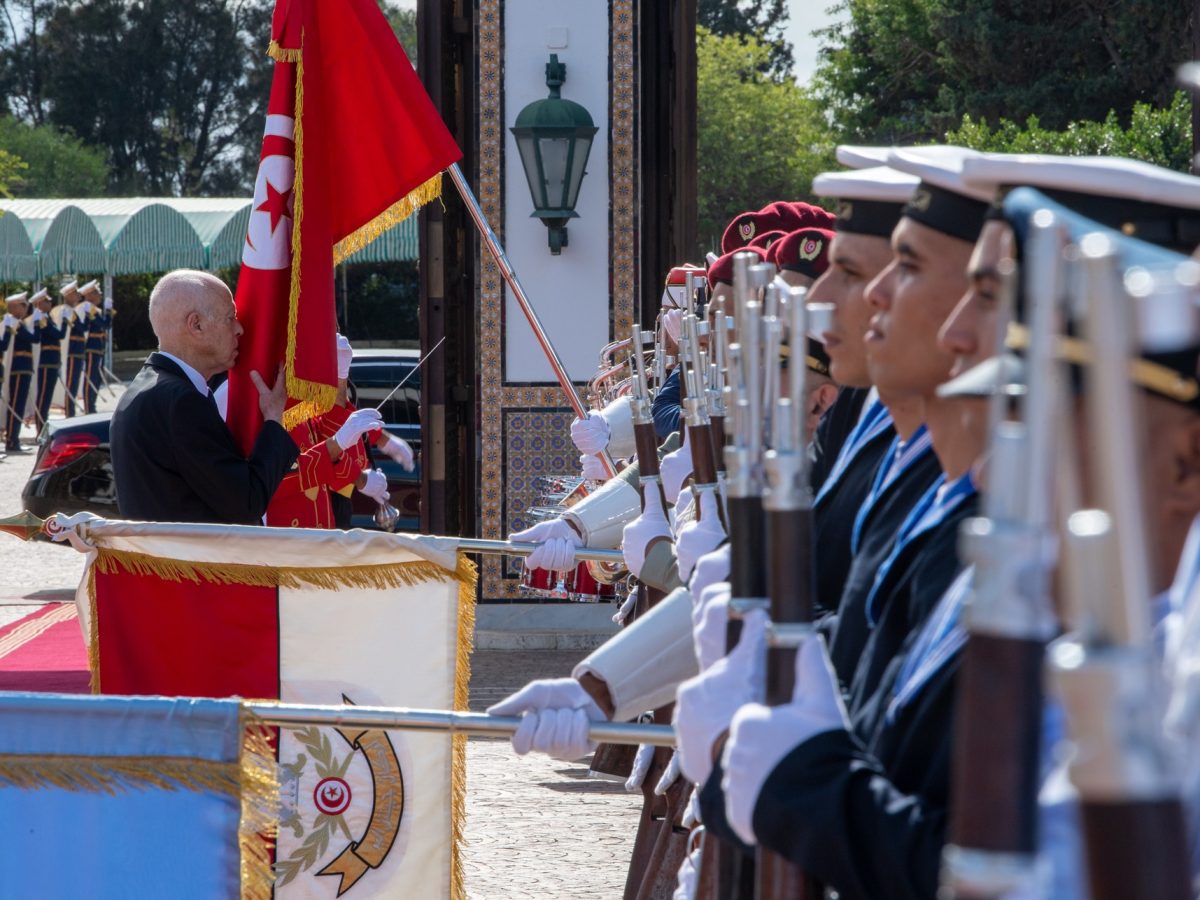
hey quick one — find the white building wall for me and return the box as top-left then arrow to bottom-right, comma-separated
503,1 -> 610,383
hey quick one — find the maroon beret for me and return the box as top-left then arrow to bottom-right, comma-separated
748,229 -> 786,251
721,201 -> 837,254
769,228 -> 835,279
707,244 -> 768,290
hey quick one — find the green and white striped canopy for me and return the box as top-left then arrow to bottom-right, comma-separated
0,197 -> 419,283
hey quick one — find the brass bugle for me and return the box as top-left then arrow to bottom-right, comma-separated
247,700 -> 676,747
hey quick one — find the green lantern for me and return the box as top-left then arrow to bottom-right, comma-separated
510,54 -> 599,255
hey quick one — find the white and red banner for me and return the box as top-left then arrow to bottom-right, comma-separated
54,516 -> 475,900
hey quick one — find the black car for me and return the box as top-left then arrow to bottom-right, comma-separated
21,349 -> 422,531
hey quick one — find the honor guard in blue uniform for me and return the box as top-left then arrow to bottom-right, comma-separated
79,280 -> 111,415
1,293 -> 38,452
30,288 -> 65,427
61,281 -> 87,417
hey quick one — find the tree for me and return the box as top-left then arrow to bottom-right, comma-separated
381,2 -> 417,64
0,0 -> 56,125
0,148 -> 26,198
3,0 -> 274,196
696,27 -> 835,254
814,0 -> 1192,144
0,116 -> 109,196
699,0 -> 793,77
945,91 -> 1193,174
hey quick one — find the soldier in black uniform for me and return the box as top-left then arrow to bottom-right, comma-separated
60,281 -> 87,418
29,288 -> 65,427
79,280 -> 112,415
1,292 -> 38,452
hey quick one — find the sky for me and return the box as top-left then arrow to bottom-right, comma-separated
783,1 -> 845,85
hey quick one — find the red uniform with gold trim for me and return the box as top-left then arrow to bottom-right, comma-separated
265,405 -> 368,528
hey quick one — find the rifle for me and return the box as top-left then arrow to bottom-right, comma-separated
697,253 -> 772,899
754,281 -> 821,899
1050,236 -> 1191,900
940,214 -> 1060,897
680,271 -> 724,526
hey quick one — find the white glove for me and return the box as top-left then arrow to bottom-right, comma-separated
675,491 -> 726,583
379,433 -> 415,471
690,544 -> 731,598
360,468 -> 390,502
487,677 -> 606,761
692,584 -> 732,673
103,297 -> 113,311
625,743 -> 655,792
32,309 -> 45,323
79,300 -> 93,317
336,333 -> 353,380
674,609 -> 767,785
570,411 -> 610,456
580,453 -> 607,481
655,750 -> 682,796
681,787 -> 701,829
722,634 -> 851,845
659,431 -> 693,505
672,844 -> 702,900
612,591 -> 637,625
510,518 -> 582,573
333,407 -> 384,451
621,493 -> 672,578
1,314 -> 16,330
62,308 -> 74,324
662,308 -> 684,343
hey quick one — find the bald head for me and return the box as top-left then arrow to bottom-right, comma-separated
149,269 -> 242,379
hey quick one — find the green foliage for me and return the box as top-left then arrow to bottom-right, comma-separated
380,3 -> 418,64
696,27 -> 834,255
0,148 -> 26,199
0,116 -> 109,197
815,0 -> 1191,144
3,0 -> 274,196
699,0 -> 793,78
945,91 -> 1194,173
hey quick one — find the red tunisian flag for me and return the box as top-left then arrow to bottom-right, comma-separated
227,0 -> 462,451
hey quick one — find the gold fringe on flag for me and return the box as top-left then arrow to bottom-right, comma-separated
93,548 -> 467,593
0,717 -> 280,900
450,553 -> 477,900
333,173 -> 444,265
239,713 -> 282,900
266,40 -> 301,63
282,34 -> 339,431
86,567 -> 100,695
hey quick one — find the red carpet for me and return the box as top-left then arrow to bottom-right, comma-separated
0,603 -> 91,693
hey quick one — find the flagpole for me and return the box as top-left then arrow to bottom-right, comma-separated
246,699 -> 675,746
455,537 -> 623,563
446,163 -> 619,479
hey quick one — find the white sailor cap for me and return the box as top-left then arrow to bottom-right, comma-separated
835,146 -> 894,169
4,292 -> 28,304
812,166 -> 919,238
59,280 -> 79,296
961,153 -> 1200,251
886,146 -> 992,242
29,288 -> 49,303
79,279 -> 101,295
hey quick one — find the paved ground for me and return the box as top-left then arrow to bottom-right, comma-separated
0,426 -> 641,898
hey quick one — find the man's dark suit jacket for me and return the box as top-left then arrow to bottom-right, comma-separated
111,352 -> 299,524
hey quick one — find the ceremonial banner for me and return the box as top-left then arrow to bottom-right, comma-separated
0,692 -> 277,900
57,518 -> 475,900
227,0 -> 462,448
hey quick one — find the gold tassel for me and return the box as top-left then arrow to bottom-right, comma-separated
86,568 -> 100,695
450,553 -> 477,900
93,548 -> 466,592
332,174 -> 445,265
238,712 -> 281,900
266,40 -> 301,63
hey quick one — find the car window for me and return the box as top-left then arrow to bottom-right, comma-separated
350,361 -> 421,427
